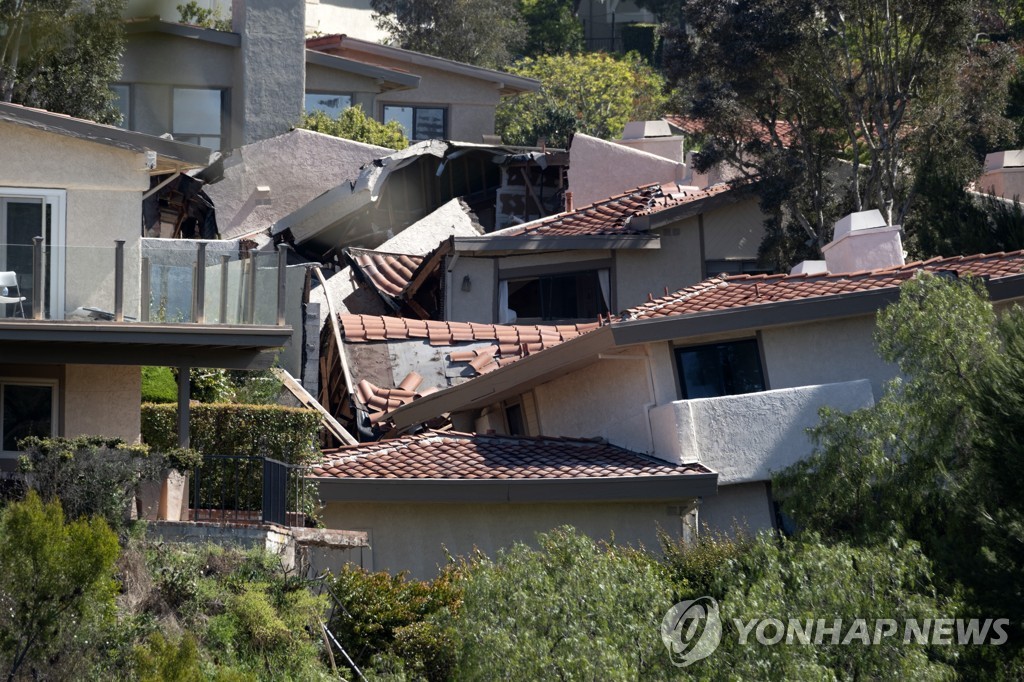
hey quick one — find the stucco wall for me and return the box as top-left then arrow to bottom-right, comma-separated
761,315 -> 896,400
614,217 -> 703,310
699,481 -> 775,534
1,122 -> 146,319
322,499 -> 695,578
568,133 -> 684,207
446,257 -> 495,323
533,354 -> 655,453
304,62 -> 382,99
649,380 -> 875,483
63,365 -> 142,442
702,197 -> 765,261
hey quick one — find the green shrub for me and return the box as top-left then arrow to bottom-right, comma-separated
142,366 -> 178,403
328,563 -> 462,679
300,105 -> 409,150
451,526 -> 677,681
141,403 -> 320,465
134,632 -> 204,682
17,435 -> 164,529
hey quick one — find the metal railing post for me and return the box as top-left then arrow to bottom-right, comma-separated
276,243 -> 289,326
140,256 -> 151,322
114,240 -> 125,322
31,236 -> 42,320
246,253 -> 257,324
194,242 -> 207,324
219,254 -> 230,323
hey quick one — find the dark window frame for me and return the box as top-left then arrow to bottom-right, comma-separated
503,267 -> 610,323
304,91 -> 354,118
381,103 -> 448,140
0,379 -> 57,453
674,338 -> 766,400
171,86 -> 229,150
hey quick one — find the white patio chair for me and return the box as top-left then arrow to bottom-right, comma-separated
0,271 -> 26,318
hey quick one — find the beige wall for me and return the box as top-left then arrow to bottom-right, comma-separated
447,256 -> 495,323
322,499 -> 695,578
64,365 -> 142,443
0,122 -> 147,319
761,315 -> 896,400
702,197 -> 765,261
304,63 -> 382,105
615,217 -> 703,310
699,482 -> 775,534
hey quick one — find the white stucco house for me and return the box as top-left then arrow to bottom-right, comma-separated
0,102 -> 291,464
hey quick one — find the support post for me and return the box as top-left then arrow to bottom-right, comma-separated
177,365 -> 191,448
114,239 -> 125,322
140,256 -> 151,322
31,236 -> 42,320
219,254 -> 230,323
194,242 -> 207,324
246,253 -> 257,324
276,243 -> 289,326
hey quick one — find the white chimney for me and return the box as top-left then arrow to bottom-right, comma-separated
978,150 -> 1024,199
615,121 -> 685,164
821,209 -> 905,274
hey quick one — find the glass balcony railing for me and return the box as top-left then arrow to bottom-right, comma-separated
0,238 -> 288,326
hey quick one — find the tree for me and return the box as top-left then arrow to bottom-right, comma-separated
300,106 -> 409,150
177,1 -> 231,32
773,273 -> 1024,673
662,0 -> 1013,267
0,0 -> 126,124
452,526 -> 678,680
496,52 -> 667,148
519,0 -> 584,58
370,0 -> 526,70
0,492 -> 119,680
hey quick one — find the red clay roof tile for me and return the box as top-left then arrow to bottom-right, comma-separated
312,430 -> 712,481
623,251 -> 1024,320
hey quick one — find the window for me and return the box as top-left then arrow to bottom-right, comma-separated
0,189 -> 66,319
111,84 -> 131,128
502,269 -> 610,323
675,339 -> 766,399
173,87 -> 226,150
383,105 -> 446,140
305,92 -> 352,119
0,380 -> 56,452
505,402 -> 526,436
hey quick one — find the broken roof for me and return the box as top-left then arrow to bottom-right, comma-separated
307,34 -> 540,96
382,251 -> 1024,428
342,240 -> 450,318
0,101 -> 212,172
453,180 -> 754,252
311,430 -> 717,502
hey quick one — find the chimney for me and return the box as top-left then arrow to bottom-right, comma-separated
821,209 -> 905,274
564,191 -> 574,212
232,0 -> 306,145
616,120 -> 685,164
977,150 -> 1024,199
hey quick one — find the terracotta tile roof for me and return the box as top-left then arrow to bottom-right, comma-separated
345,247 -> 424,296
664,114 -> 796,146
497,181 -> 749,238
339,314 -> 600,360
312,430 -> 712,480
623,251 -> 1024,320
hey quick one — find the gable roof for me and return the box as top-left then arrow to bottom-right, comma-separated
305,49 -> 420,90
0,101 -> 213,171
311,430 -> 717,502
306,34 -> 540,96
623,251 -> 1024,321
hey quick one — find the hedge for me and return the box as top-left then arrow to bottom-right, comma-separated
141,403 -> 321,466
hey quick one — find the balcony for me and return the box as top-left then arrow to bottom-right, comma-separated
0,237 -> 287,326
649,380 -> 875,484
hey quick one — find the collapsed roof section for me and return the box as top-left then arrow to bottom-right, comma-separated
271,140 -> 568,262
317,312 -> 602,440
342,240 -> 451,319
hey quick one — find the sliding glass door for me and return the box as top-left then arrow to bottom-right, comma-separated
0,189 -> 65,319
